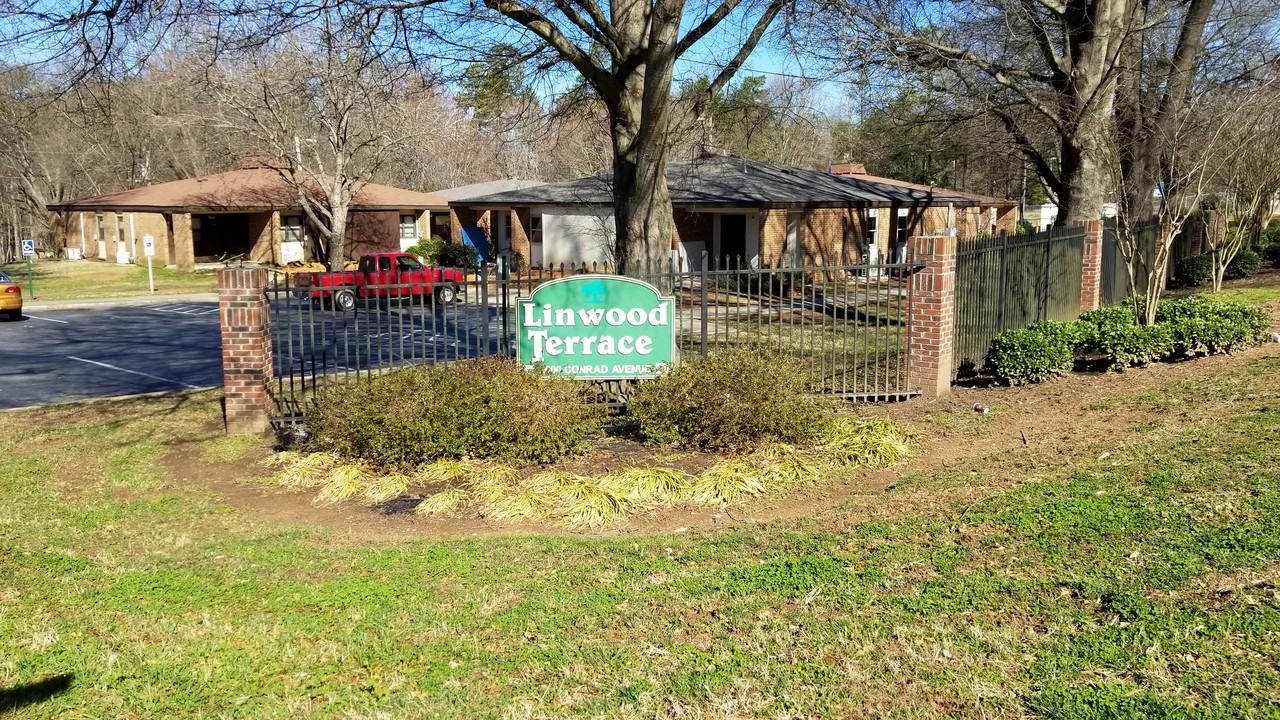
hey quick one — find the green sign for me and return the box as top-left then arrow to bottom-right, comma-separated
517,275 -> 675,379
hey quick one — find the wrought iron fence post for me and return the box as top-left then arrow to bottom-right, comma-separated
700,252 -> 709,357
996,230 -> 1009,332
1042,228 -> 1052,320
499,256 -> 510,355
480,263 -> 490,356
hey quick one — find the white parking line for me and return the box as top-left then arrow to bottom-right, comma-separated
147,304 -> 219,316
23,314 -> 69,324
66,356 -> 201,389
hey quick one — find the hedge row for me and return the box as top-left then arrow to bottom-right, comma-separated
987,295 -> 1270,385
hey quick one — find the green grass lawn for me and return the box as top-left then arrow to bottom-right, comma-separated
2,330 -> 1279,715
0,259 -> 217,301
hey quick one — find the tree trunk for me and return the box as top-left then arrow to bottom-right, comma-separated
1057,132 -> 1110,225
327,200 -> 348,271
611,109 -> 675,279
608,0 -> 681,279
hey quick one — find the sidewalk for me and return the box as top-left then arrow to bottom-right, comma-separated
24,292 -> 219,312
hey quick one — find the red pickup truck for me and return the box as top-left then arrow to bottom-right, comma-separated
295,252 -> 467,311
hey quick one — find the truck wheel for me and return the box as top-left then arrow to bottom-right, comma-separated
334,289 -> 357,312
437,285 -> 458,304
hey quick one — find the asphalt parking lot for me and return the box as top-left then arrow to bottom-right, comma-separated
0,294 -> 511,410
0,302 -> 224,409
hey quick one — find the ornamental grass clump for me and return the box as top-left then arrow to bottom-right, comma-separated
305,356 -> 603,469
822,417 -> 915,468
625,348 -> 834,450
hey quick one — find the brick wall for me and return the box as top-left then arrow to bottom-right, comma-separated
906,235 -> 957,397
218,267 -> 273,435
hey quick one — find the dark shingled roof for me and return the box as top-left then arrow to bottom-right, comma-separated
459,155 -> 1014,209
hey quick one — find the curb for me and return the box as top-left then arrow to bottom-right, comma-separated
0,386 -> 221,413
23,293 -> 219,312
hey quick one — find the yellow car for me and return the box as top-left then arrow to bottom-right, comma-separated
0,271 -> 21,320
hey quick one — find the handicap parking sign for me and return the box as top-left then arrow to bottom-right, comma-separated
21,239 -> 34,256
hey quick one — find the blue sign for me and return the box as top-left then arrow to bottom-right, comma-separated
20,239 -> 34,257
461,226 -> 491,262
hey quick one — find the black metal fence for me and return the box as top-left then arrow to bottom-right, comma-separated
268,255 -> 920,420
952,227 -> 1085,377
1101,218 -> 1162,307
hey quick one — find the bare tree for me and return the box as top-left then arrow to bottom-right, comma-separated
207,11 -> 427,270
806,0 -> 1135,224
1212,78 -> 1280,290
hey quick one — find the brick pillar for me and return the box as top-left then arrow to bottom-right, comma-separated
1077,220 -> 1103,311
906,235 -> 956,397
218,267 -> 273,435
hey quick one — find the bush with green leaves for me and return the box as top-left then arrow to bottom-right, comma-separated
306,357 -> 602,469
1174,254 -> 1212,287
1092,322 -> 1176,370
1077,305 -> 1172,370
1226,248 -> 1263,279
1265,242 -> 1280,269
1075,304 -> 1173,370
405,236 -> 444,264
1264,220 -> 1280,247
1156,295 -> 1270,356
1026,319 -> 1094,352
434,242 -> 481,269
986,327 -> 1076,386
626,349 -> 833,451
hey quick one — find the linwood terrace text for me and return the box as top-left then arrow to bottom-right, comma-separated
521,303 -> 670,364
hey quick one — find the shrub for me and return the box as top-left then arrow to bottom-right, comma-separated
626,349 -> 833,450
1091,322 -> 1175,370
986,328 -> 1075,386
1225,248 -> 1262,279
306,357 -> 602,469
1265,242 -> 1280,269
1173,253 -> 1212,287
1264,220 -> 1280,247
1026,319 -> 1093,352
1156,295 -> 1270,356
1077,304 -> 1173,370
434,242 -> 481,269
405,236 -> 444,264
1259,243 -> 1280,271
1077,303 -> 1139,339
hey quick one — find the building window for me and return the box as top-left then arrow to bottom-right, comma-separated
990,207 -> 998,232
895,208 -> 909,243
281,216 -> 304,243
530,216 -> 543,245
116,212 -> 125,246
866,211 -> 878,247
399,214 -> 419,242
431,213 -> 450,242
96,212 -> 105,241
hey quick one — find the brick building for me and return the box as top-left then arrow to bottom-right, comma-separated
48,159 -> 449,270
450,154 -> 1018,269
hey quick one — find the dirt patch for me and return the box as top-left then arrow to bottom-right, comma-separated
147,294 -> 1280,543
